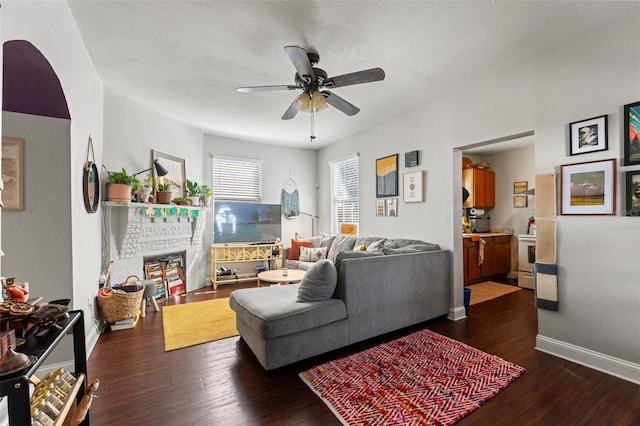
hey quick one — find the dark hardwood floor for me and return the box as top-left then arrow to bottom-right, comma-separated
83,283 -> 640,426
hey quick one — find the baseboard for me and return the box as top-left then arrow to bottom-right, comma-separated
448,306 -> 467,321
536,334 -> 640,385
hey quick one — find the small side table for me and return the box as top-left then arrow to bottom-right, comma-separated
257,269 -> 306,286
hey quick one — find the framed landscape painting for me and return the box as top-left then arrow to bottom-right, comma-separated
560,158 -> 616,215
624,101 -> 640,165
569,115 -> 608,156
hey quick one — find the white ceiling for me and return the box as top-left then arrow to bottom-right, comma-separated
67,1 -> 639,149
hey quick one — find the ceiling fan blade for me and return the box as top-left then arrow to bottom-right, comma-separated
323,91 -> 360,116
281,98 -> 299,120
324,67 -> 385,88
284,46 -> 315,83
236,85 -> 298,93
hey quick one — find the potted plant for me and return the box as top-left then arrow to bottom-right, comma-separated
172,196 -> 192,206
200,185 -> 213,207
105,167 -> 139,203
156,182 -> 172,204
185,179 -> 201,206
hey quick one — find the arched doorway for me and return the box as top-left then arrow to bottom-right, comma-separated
2,39 -> 73,303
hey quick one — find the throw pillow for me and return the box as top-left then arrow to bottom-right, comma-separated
296,259 -> 338,302
327,235 -> 356,262
299,246 -> 328,262
288,239 -> 313,260
299,246 -> 313,261
310,247 -> 327,262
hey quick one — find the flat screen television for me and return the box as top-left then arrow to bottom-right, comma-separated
213,201 -> 282,244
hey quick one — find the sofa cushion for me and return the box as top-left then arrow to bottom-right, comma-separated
297,259 -> 338,302
383,238 -> 430,249
229,284 -> 347,339
334,250 -> 384,269
327,235 -> 357,261
284,259 -> 315,270
289,239 -> 313,260
366,238 -> 387,252
320,234 -> 336,248
382,243 -> 441,255
354,236 -> 384,249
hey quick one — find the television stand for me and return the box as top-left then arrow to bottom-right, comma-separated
210,242 -> 283,290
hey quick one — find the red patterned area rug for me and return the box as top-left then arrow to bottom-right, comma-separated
299,329 -> 525,425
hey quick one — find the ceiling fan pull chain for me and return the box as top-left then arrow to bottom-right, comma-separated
310,109 -> 316,142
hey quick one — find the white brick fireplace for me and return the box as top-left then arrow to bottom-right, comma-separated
103,202 -> 207,292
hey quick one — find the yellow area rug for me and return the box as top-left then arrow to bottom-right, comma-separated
466,281 -> 522,305
162,298 -> 238,351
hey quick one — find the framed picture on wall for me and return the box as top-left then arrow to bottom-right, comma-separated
152,150 -> 186,198
1,137 -> 24,211
385,198 -> 398,216
560,158 -> 616,215
376,199 -> 386,217
624,101 -> 640,165
376,154 -> 398,198
513,181 -> 528,194
403,170 -> 424,203
569,115 -> 608,156
513,195 -> 528,208
625,170 -> 640,216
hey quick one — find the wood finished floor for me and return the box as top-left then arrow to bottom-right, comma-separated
84,283 -> 640,426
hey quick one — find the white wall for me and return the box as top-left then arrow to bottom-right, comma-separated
3,2 -> 105,357
2,112 -> 72,303
103,87 -> 204,185
202,135 -> 318,252
319,15 -> 640,382
484,145 -> 536,236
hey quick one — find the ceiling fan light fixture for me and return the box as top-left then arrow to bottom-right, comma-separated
311,90 -> 328,111
295,92 -> 312,112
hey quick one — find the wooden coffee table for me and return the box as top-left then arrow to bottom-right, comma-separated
257,269 -> 306,286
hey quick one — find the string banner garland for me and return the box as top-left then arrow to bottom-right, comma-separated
139,206 -> 200,218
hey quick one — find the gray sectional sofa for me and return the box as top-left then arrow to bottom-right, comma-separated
229,235 -> 451,370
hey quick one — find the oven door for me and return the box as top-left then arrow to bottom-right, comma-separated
518,235 -> 536,289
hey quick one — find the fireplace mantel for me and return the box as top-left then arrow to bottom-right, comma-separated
102,202 -> 208,291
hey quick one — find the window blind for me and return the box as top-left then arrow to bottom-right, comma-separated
330,154 -> 359,234
212,156 -> 262,201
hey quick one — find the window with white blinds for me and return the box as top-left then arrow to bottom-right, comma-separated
330,154 -> 359,234
212,156 -> 262,201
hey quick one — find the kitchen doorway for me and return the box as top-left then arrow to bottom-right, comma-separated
452,132 -> 536,320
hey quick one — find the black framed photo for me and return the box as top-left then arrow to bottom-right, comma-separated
569,115 -> 607,156
376,154 -> 398,198
624,101 -> 640,165
625,170 -> 640,216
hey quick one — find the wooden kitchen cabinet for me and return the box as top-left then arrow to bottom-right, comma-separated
463,235 -> 511,284
462,168 -> 495,208
493,235 -> 512,276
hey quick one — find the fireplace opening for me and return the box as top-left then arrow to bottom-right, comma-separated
143,251 -> 186,299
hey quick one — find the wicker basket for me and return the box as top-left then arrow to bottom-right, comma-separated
97,275 -> 144,323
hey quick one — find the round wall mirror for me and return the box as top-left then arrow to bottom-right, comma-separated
83,161 -> 100,213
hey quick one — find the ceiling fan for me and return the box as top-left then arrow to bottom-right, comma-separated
236,46 -> 385,140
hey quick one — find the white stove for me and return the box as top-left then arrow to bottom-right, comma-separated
517,234 -> 536,289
